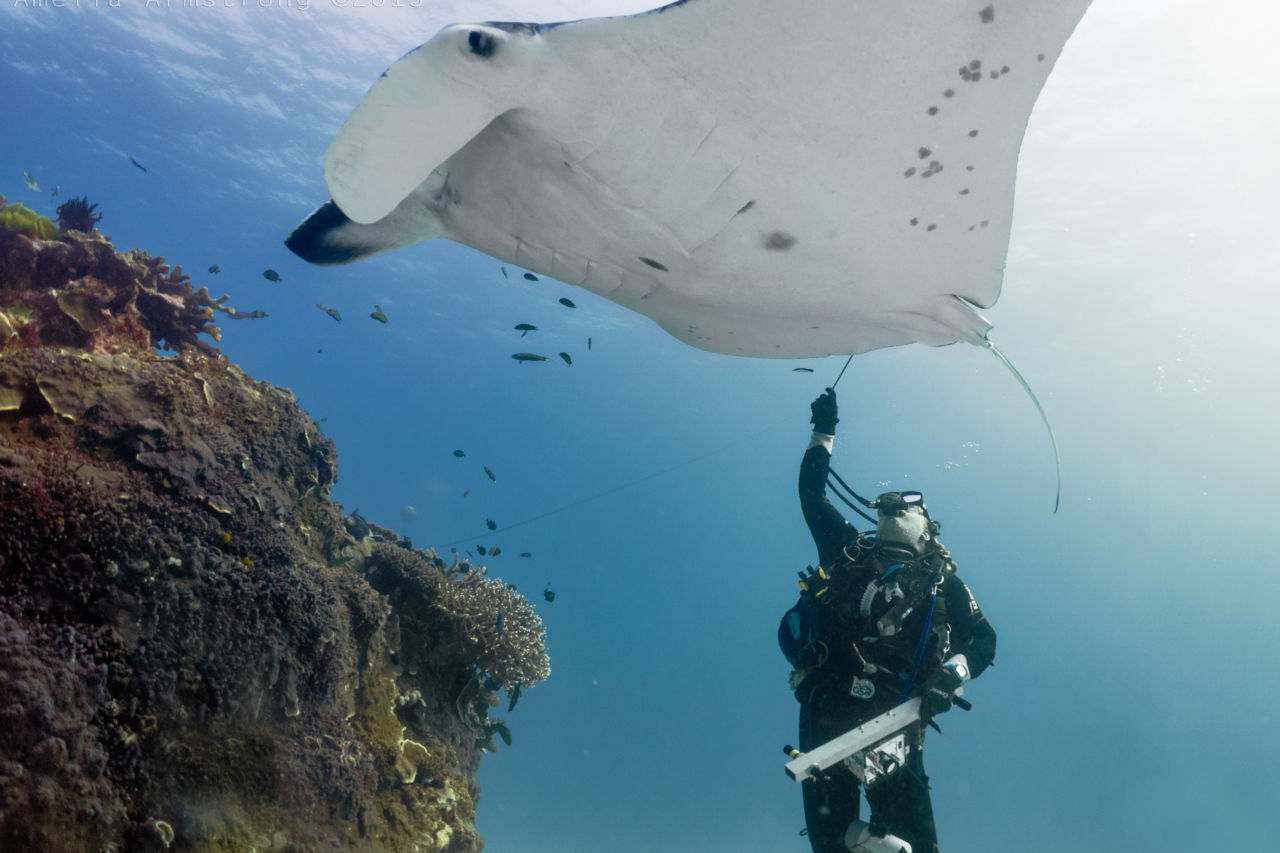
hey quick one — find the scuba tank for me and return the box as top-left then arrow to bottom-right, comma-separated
844,820 -> 911,853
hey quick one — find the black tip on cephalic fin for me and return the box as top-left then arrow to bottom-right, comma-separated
285,200 -> 382,266
983,338 -> 1062,514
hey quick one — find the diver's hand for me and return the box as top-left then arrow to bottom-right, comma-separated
810,388 -> 838,434
917,666 -> 964,723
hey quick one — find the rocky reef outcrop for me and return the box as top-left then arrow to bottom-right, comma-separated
0,197 -> 549,851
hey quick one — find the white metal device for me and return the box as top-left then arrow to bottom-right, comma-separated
783,688 -> 966,785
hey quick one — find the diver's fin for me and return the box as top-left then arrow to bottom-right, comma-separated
983,338 -> 1062,513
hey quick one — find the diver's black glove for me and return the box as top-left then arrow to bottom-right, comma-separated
917,666 -> 964,723
810,388 -> 838,434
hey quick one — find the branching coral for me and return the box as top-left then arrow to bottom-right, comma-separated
55,196 -> 102,233
362,542 -> 550,692
123,250 -> 223,355
435,569 -> 550,691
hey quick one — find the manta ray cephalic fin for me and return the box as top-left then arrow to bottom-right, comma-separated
982,338 -> 1062,513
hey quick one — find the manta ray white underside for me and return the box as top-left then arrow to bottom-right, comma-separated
288,0 -> 1091,360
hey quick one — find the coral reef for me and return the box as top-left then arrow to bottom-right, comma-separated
55,196 -> 102,233
1,203 -> 227,356
0,225 -> 548,850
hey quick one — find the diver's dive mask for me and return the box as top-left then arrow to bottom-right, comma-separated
870,491 -> 924,515
873,492 -> 933,558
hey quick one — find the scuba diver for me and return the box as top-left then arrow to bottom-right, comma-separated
779,388 -> 997,853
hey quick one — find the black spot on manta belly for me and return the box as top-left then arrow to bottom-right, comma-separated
736,200 -> 756,215
980,5 -> 994,23
468,30 -> 497,57
762,231 -> 796,251
639,256 -> 669,271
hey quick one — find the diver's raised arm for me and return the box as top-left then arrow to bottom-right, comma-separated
799,388 -> 856,567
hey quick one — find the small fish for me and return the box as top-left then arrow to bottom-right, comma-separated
512,352 -> 549,363
486,519 -> 497,531
207,264 -> 220,274
127,154 -> 148,173
792,367 -> 815,373
489,546 -> 501,556
345,508 -> 371,539
543,588 -> 556,603
559,352 -> 572,365
507,683 -> 523,712
559,297 -> 576,308
477,545 -> 487,556
227,309 -> 267,320
316,303 -> 341,322
484,466 -> 497,483
22,170 -> 39,192
588,337 -> 592,350
519,552 -> 532,558
494,611 -> 503,638
501,266 -> 509,279
514,323 -> 537,336
50,185 -> 60,198
263,269 -> 282,283
370,305 -> 388,324
462,489 -> 470,498
489,720 -> 512,747
453,449 -> 466,458
523,272 -> 539,282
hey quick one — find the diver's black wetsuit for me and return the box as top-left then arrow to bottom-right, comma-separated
781,440 -> 997,853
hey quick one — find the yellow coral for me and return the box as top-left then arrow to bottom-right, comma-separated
0,203 -> 59,239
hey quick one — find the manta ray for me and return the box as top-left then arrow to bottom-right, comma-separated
288,0 -> 1093,506
289,0 -> 1090,358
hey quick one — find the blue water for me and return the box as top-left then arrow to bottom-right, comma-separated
3,1 -> 1278,851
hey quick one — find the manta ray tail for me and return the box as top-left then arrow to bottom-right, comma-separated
983,338 -> 1062,514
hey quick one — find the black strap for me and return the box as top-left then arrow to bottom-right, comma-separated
826,473 -> 877,525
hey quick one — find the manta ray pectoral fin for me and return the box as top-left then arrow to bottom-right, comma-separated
323,24 -> 532,224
